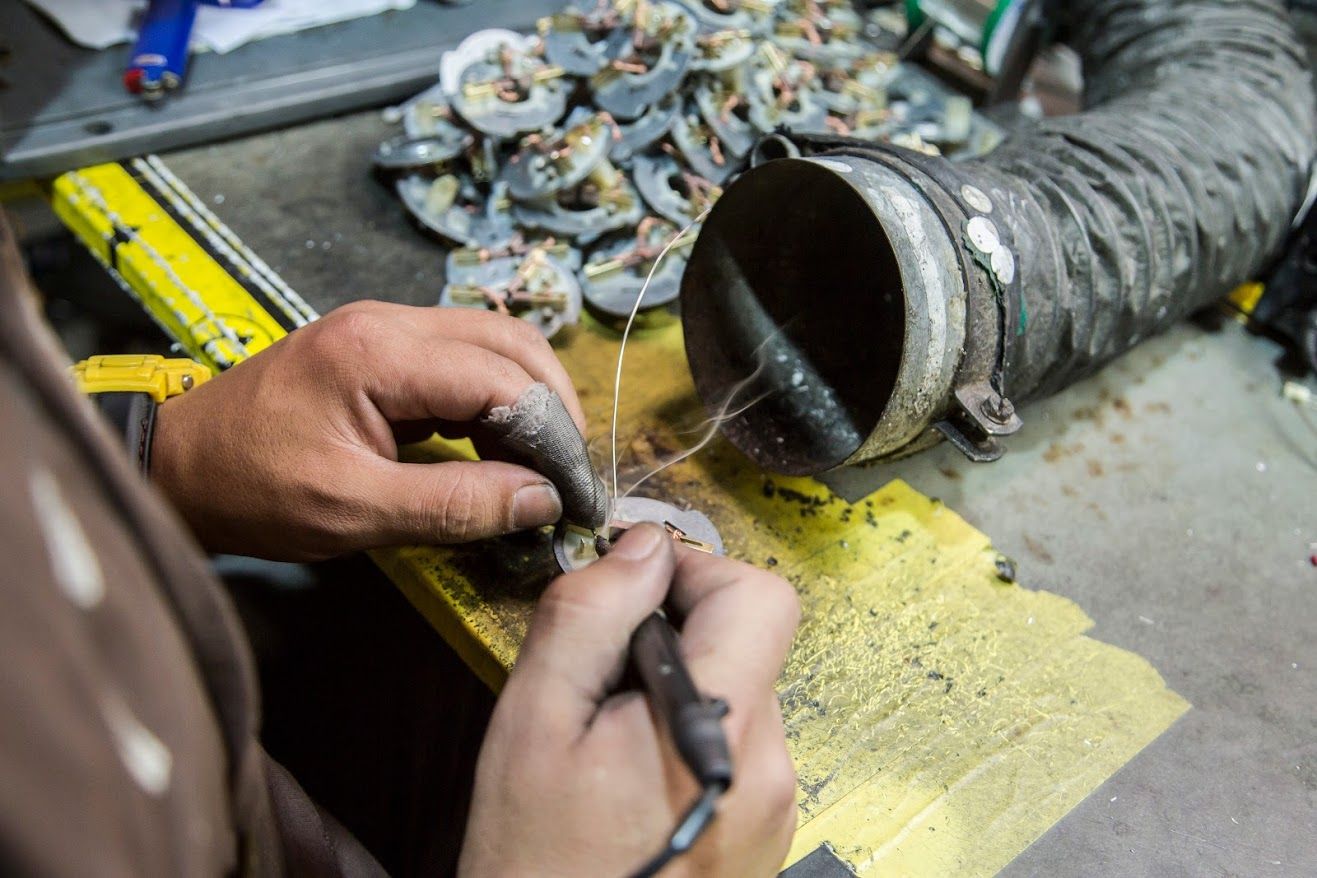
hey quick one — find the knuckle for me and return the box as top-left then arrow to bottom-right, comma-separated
425,471 -> 489,541
481,351 -> 532,396
327,307 -> 387,348
506,314 -> 551,353
736,564 -> 801,631
766,573 -> 802,630
301,309 -> 389,379
757,749 -> 799,826
333,298 -> 387,318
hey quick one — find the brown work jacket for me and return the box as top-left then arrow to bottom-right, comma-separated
0,214 -> 384,877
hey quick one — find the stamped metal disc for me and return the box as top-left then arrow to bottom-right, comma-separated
591,6 -> 695,121
671,0 -> 779,36
580,223 -> 689,317
747,62 -> 830,133
396,174 -> 519,250
500,115 -> 614,201
451,56 -> 570,140
513,178 -> 646,244
670,105 -> 739,184
633,153 -> 714,226
542,13 -> 632,76
402,83 -> 458,139
374,123 -> 471,170
694,82 -> 758,158
446,238 -> 582,284
553,496 -> 724,573
689,29 -> 756,72
610,95 -> 682,164
438,251 -> 583,338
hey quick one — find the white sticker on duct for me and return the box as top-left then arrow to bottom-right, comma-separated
991,246 -> 1016,285
961,184 -> 993,214
966,216 -> 1000,254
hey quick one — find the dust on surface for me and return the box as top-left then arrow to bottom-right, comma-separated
1023,534 -> 1055,564
1043,441 -> 1085,462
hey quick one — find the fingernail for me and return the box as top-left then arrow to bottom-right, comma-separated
513,483 -> 562,529
609,522 -> 664,560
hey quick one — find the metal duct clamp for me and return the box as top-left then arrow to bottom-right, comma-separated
816,139 -> 1026,463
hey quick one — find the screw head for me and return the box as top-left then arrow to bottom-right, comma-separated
980,395 -> 1014,423
181,374 -> 194,391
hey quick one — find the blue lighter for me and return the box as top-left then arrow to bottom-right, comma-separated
124,0 -> 265,101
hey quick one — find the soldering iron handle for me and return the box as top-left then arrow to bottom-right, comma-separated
629,612 -> 733,790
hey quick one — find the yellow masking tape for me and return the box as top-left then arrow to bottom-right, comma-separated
51,163 -> 1189,875
1227,281 -> 1265,321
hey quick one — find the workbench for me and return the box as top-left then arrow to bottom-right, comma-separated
40,107 -> 1317,876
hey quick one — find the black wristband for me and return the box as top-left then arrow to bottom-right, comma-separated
90,391 -> 159,475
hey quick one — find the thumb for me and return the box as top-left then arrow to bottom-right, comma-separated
508,524 -> 675,732
365,458 -> 564,544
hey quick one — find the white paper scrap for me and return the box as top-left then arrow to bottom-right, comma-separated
25,0 -> 417,55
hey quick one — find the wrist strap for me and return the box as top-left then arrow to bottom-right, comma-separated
72,354 -> 211,402
71,355 -> 211,476
90,391 -> 159,474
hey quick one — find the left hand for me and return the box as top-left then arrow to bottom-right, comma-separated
151,300 -> 590,560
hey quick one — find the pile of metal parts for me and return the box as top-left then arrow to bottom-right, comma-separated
375,0 -> 1002,337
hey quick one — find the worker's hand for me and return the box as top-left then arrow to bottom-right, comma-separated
151,300 -> 590,560
459,524 -> 801,878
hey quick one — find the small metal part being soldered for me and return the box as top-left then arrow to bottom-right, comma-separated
553,496 -> 724,573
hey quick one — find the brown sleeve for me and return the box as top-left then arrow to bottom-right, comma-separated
0,357 -> 242,876
0,210 -> 391,878
265,757 -> 390,878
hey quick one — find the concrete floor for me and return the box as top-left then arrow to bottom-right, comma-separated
164,110 -> 1316,876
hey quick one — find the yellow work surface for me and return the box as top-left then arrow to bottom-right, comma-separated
380,319 -> 1189,876
52,162 -> 1188,877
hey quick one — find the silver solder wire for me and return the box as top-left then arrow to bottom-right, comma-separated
610,207 -> 711,503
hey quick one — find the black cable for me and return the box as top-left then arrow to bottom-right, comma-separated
628,784 -> 725,878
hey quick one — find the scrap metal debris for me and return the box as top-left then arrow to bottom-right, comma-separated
376,0 -> 1001,337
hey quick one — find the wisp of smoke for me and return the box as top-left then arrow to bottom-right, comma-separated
621,363 -> 771,499
620,314 -> 802,497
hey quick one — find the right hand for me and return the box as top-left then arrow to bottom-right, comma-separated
458,524 -> 802,877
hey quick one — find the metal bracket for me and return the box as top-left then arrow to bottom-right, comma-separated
933,420 -> 1003,463
954,383 -> 1022,437
931,382 -> 1020,463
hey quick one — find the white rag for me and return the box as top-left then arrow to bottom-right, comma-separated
25,0 -> 417,55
